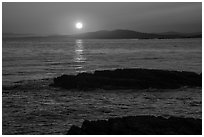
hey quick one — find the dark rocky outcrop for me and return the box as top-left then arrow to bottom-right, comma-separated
51,68 -> 201,90
67,115 -> 202,135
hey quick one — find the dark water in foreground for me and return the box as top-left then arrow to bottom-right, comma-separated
2,38 -> 202,134
2,79 -> 202,134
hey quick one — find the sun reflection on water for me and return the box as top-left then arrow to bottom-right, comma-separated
74,39 -> 86,71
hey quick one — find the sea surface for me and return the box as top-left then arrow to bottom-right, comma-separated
2,38 -> 202,134
3,38 -> 202,84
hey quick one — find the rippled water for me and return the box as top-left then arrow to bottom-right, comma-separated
2,38 -> 202,134
2,79 -> 202,134
3,38 -> 202,84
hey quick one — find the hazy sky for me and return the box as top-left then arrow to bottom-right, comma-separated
2,2 -> 202,35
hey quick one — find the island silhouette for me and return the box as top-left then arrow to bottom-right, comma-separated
73,29 -> 202,39
3,29 -> 202,40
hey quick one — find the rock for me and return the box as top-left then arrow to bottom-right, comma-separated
67,115 -> 202,135
68,125 -> 82,134
50,68 -> 201,90
53,75 -> 77,89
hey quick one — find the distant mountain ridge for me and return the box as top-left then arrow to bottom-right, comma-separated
73,29 -> 202,39
156,31 -> 202,37
2,33 -> 37,38
3,30 -> 202,39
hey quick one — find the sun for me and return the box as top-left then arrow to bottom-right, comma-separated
75,22 -> 83,29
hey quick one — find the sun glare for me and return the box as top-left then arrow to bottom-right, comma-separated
75,22 -> 83,29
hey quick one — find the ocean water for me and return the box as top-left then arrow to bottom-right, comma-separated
2,38 -> 202,134
3,38 -> 202,85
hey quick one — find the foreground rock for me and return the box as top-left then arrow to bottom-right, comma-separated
51,68 -> 201,90
67,115 -> 202,135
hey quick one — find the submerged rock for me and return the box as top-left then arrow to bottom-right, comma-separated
67,115 -> 202,135
51,68 -> 201,90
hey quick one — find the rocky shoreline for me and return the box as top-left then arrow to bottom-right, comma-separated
51,68 -> 201,90
67,115 -> 202,135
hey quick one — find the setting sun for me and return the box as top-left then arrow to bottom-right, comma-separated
75,22 -> 83,29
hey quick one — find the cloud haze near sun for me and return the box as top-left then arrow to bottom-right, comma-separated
2,2 -> 202,35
